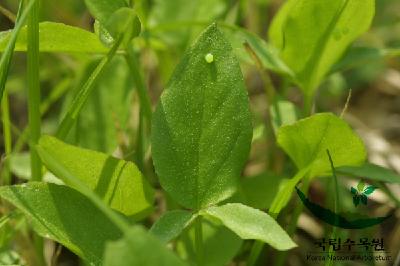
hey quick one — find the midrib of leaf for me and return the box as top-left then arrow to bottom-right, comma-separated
299,0 -> 350,95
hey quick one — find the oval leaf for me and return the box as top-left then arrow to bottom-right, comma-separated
38,135 -> 154,217
269,0 -> 375,96
203,203 -> 296,251
151,23 -> 253,209
277,113 -> 366,177
0,182 -> 122,265
0,22 -> 108,53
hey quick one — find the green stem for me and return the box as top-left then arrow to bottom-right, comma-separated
27,0 -> 41,181
125,45 -> 152,123
195,216 -> 204,266
247,240 -> 264,266
274,177 -> 311,266
1,91 -> 12,185
56,37 -> 123,139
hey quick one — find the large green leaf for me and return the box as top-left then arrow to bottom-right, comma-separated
103,226 -> 188,266
0,182 -> 122,265
277,113 -> 366,177
203,203 -> 296,251
176,218 -> 242,266
38,135 -> 154,217
269,0 -> 375,96
337,163 -> 400,183
84,0 -> 127,25
151,23 -> 253,210
150,210 -> 194,243
0,22 -> 107,53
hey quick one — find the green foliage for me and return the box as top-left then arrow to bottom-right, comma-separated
269,113 -> 366,215
103,226 -> 188,266
150,210 -> 194,243
0,182 -> 123,265
0,22 -> 108,54
151,23 -> 252,210
277,113 -> 366,177
269,0 -> 375,97
104,7 -> 141,44
203,203 -> 296,250
37,135 -> 154,217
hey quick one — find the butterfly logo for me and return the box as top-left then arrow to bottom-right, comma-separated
351,180 -> 376,207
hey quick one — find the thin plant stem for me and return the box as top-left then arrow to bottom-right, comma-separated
27,0 -> 42,181
274,177 -> 311,266
195,216 -> 204,266
1,91 -> 12,185
125,45 -> 152,123
56,37 -> 123,139
0,4 -> 16,22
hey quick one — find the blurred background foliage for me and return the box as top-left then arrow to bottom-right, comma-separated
0,0 -> 399,265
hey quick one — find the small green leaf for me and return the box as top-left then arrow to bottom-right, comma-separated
151,24 -> 252,209
357,180 -> 365,192
0,182 -> 122,265
337,163 -> 400,184
84,0 -> 127,26
0,22 -> 108,54
103,226 -> 188,266
203,203 -> 296,251
350,187 -> 357,195
363,186 -> 376,195
38,135 -> 154,217
269,0 -> 375,96
150,210 -> 194,243
270,113 -> 366,215
277,113 -> 366,177
104,7 -> 141,43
